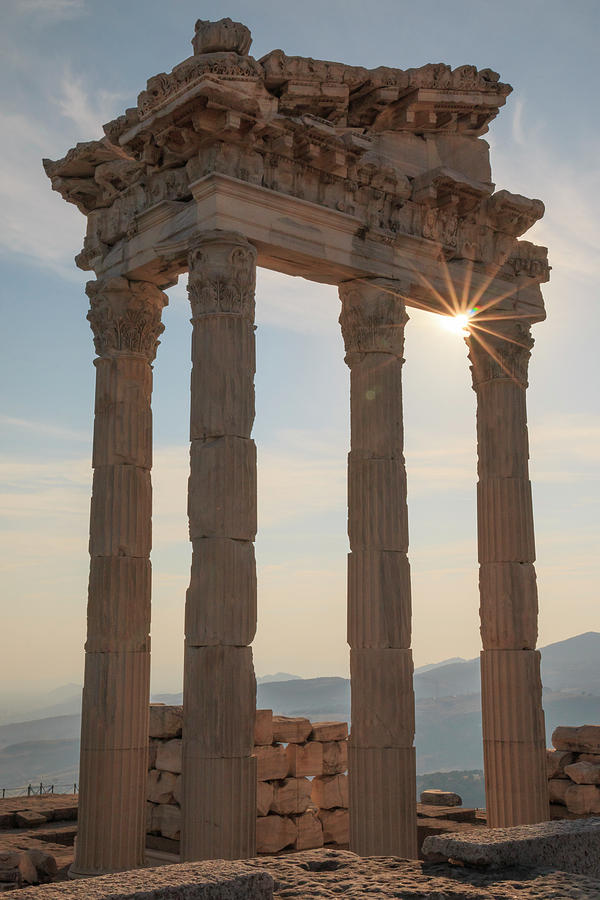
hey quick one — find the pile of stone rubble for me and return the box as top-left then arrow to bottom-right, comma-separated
547,724 -> 600,818
147,706 -> 348,854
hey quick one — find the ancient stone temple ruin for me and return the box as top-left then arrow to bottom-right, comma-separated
44,17 -> 551,877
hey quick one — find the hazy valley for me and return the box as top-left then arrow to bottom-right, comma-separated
1,632 -> 598,805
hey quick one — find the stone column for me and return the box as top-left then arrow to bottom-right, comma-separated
339,280 -> 418,858
467,318 -> 549,827
181,231 -> 257,861
70,277 -> 167,877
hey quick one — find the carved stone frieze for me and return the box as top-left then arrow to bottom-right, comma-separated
86,277 -> 168,361
467,319 -> 534,389
44,17 -> 548,313
187,233 -> 257,320
339,281 -> 408,359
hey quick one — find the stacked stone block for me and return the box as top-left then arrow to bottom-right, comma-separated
547,726 -> 600,818
147,708 -> 349,854
182,233 -> 258,861
72,278 -> 167,877
467,321 -> 549,827
339,281 -> 417,858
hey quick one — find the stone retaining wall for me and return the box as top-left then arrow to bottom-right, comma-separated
147,706 -> 349,854
547,725 -> 600,818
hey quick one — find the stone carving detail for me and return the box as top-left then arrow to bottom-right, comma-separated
339,281 -> 408,358
187,237 -> 257,320
467,320 -> 534,389
192,17 -> 252,56
87,277 -> 167,361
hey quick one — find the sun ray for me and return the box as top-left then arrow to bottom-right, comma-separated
466,329 -> 523,386
469,321 -> 530,349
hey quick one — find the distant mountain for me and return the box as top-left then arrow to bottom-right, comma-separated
0,739 -> 79,790
0,715 -> 81,750
414,632 -> 600,700
1,633 -> 598,789
257,673 -> 302,684
0,685 -> 82,726
414,658 -> 466,675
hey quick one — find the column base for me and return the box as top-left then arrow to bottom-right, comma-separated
349,746 -> 418,858
484,739 -> 550,827
181,756 -> 257,861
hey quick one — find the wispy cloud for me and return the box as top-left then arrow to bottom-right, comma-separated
54,70 -> 127,139
10,0 -> 86,21
490,98 -> 599,280
0,414 -> 88,443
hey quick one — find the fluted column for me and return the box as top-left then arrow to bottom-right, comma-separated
339,280 -> 418,858
467,318 -> 549,827
182,231 -> 257,861
70,277 -> 167,877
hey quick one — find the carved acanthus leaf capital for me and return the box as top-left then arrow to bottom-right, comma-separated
339,280 -> 408,361
467,318 -> 534,389
187,232 -> 257,320
86,277 -> 168,361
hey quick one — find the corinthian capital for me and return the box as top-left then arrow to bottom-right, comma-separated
339,280 -> 408,360
86,277 -> 168,362
187,231 -> 257,320
467,318 -> 534,389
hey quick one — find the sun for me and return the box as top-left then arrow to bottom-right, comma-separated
440,309 -> 477,335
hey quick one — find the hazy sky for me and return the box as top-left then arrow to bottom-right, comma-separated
1,0 -> 598,693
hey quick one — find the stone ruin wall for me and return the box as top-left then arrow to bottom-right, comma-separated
147,706 -> 349,854
547,725 -> 600,820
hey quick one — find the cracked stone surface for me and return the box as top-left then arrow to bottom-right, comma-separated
244,849 -> 600,899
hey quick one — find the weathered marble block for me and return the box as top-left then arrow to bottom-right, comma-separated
477,477 -> 535,563
564,761 -> 600,785
155,739 -> 182,774
182,756 -> 256,861
270,777 -> 312,815
319,807 -> 349,845
190,315 -> 255,440
349,355 -> 405,458
183,645 -> 255,757
89,465 -> 152,557
311,774 -> 348,810
151,803 -> 182,840
147,769 -> 178,805
257,781 -> 274,817
254,744 -> 289,782
149,705 -> 183,740
347,550 -> 411,648
188,437 -> 256,540
254,709 -> 273,747
293,809 -> 324,850
478,561 -> 538,650
480,650 -> 545,743
322,740 -> 348,775
286,741 -> 323,777
81,650 -> 150,751
272,716 -> 312,744
310,722 -> 348,742
347,456 -> 408,551
185,538 -> 256,646
256,814 -> 297,854
348,746 -> 417,857
350,648 -> 415,747
86,557 -> 151,652
553,725 -> 600,753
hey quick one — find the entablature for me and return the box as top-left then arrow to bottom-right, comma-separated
42,17 -> 549,323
